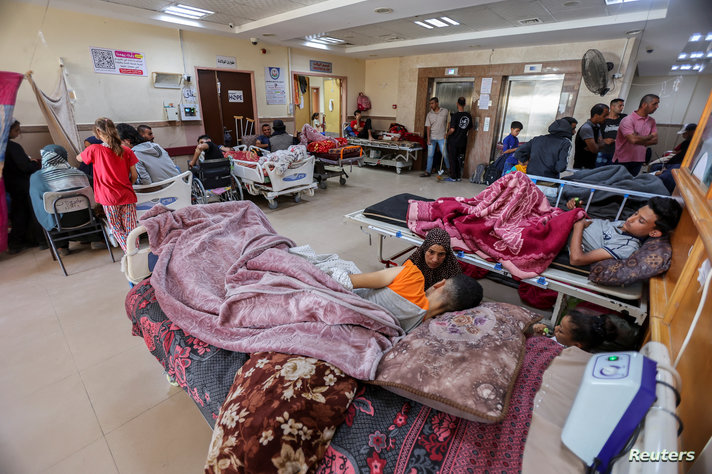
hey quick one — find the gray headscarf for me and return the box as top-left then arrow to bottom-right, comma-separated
39,144 -> 89,191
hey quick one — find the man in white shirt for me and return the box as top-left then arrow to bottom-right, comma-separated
422,97 -> 450,177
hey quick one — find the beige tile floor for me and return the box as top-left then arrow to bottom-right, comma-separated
0,165 -> 530,473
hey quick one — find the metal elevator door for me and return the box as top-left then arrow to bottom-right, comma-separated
432,79 -> 475,115
498,74 -> 565,143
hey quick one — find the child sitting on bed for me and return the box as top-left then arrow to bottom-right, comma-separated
532,310 -> 618,351
567,196 -> 682,266
333,262 -> 482,332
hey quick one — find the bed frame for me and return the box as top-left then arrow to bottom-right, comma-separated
344,174 -> 672,326
647,89 -> 712,470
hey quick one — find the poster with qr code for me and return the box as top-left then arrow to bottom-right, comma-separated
90,47 -> 147,76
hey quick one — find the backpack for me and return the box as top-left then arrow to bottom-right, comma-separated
482,155 -> 507,185
357,92 -> 371,111
470,163 -> 486,184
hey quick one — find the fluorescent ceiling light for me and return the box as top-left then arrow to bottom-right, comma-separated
707,51 -> 712,58
414,21 -> 434,29
441,17 -> 460,26
680,64 -> 692,70
678,53 -> 688,59
605,0 -> 622,4
671,65 -> 680,70
424,18 -> 449,28
693,64 -> 702,70
690,52 -> 704,58
305,36 -> 344,45
304,41 -> 328,50
163,4 -> 214,19
689,33 -> 702,41
706,33 -> 712,41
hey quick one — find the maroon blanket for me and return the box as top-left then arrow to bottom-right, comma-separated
140,202 -> 404,380
407,172 -> 586,279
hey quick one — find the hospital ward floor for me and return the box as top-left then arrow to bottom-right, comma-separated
0,165 -> 544,473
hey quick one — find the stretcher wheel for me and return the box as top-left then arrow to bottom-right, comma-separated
396,167 -> 402,175
339,177 -> 347,185
318,181 -> 328,190
293,193 -> 301,203
307,188 -> 315,197
268,199 -> 278,209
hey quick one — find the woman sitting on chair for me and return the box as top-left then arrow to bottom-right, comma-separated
29,145 -> 103,255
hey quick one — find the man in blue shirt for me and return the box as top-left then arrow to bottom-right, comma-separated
255,123 -> 272,151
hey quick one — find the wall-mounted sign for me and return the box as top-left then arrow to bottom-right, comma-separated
483,117 -> 490,132
480,77 -> 492,94
309,60 -> 333,73
265,67 -> 287,105
445,67 -> 458,76
228,90 -> 244,102
90,47 -> 146,76
524,64 -> 542,73
217,55 -> 237,68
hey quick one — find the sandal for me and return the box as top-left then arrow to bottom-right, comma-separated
420,172 -> 431,177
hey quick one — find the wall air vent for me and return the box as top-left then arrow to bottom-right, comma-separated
519,18 -> 542,25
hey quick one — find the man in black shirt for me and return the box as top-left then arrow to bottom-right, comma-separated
596,98 -> 626,167
573,103 -> 609,169
445,97 -> 472,181
2,121 -> 42,253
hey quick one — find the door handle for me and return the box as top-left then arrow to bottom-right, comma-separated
217,81 -> 221,94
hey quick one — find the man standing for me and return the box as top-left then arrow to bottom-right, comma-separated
422,97 -> 449,177
596,98 -> 626,167
514,118 -> 573,179
574,103 -> 609,169
445,97 -> 472,181
613,94 -> 659,176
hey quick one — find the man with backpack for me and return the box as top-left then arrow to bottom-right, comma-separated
514,118 -> 573,179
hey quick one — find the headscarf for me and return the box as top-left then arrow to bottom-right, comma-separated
407,228 -> 462,290
38,144 -> 89,192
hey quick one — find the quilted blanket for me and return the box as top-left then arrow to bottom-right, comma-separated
140,202 -> 404,380
407,172 -> 586,279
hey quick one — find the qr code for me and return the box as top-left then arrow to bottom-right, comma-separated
91,49 -> 115,70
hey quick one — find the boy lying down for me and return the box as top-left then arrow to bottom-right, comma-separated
567,196 -> 682,266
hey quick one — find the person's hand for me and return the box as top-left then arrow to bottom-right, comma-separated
604,138 -> 615,144
566,197 -> 582,209
532,323 -> 550,336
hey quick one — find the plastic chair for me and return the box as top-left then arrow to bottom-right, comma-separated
42,186 -> 115,276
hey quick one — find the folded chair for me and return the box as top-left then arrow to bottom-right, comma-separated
43,186 -> 115,276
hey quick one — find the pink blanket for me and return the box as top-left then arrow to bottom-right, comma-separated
140,202 -> 404,380
407,172 -> 586,279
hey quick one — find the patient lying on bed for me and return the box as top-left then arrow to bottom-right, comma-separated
567,196 -> 682,266
335,261 -> 483,332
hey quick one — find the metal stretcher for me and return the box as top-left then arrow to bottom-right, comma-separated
344,176 -> 672,326
347,138 -> 421,174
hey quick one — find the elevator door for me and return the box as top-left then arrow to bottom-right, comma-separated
499,74 -> 565,143
432,79 -> 475,115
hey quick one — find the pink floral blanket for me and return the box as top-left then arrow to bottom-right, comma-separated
140,202 -> 404,380
407,172 -> 586,279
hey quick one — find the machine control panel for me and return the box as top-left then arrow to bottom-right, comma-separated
592,354 -> 631,380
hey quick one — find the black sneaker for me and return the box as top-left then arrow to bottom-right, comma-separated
420,172 -> 431,177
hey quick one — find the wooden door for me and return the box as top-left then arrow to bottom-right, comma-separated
311,87 -> 320,114
196,69 -> 256,145
294,75 -> 311,131
216,70 -> 256,142
323,78 -> 341,135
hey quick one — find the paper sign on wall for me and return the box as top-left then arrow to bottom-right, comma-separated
480,78 -> 492,94
217,55 -> 237,68
90,47 -> 146,76
265,67 -> 287,105
228,90 -> 244,103
479,94 -> 490,110
483,117 -> 490,132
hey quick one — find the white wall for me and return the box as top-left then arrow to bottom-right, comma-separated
0,1 -> 365,148
625,74 -> 712,124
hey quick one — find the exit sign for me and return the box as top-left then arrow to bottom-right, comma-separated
445,67 -> 458,75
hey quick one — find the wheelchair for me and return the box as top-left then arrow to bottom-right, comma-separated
190,158 -> 243,204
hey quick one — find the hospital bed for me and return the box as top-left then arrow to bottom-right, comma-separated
344,176 -> 670,326
347,137 -> 421,174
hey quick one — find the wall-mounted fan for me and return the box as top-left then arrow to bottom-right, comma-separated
582,49 -> 615,96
